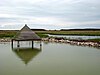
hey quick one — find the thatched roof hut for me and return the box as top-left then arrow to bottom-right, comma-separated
11,24 -> 42,49
12,24 -> 41,41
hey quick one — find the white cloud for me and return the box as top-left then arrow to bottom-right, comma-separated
0,0 -> 100,29
77,20 -> 100,25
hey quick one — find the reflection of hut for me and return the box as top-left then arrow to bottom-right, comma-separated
11,24 -> 42,49
13,48 -> 41,65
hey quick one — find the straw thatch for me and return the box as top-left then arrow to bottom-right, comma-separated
12,24 -> 41,41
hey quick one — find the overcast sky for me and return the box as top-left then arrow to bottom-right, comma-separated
0,0 -> 100,30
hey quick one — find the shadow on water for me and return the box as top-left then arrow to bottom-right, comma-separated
12,47 -> 41,65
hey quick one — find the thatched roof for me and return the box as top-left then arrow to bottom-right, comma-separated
12,24 -> 41,41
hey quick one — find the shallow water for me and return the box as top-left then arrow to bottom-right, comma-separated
49,34 -> 100,40
0,42 -> 100,75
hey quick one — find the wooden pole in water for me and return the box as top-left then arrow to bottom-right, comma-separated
40,41 -> 42,50
32,41 -> 34,49
11,39 -> 13,49
17,41 -> 20,48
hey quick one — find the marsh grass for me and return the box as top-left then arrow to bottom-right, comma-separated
35,30 -> 100,36
0,30 -> 100,38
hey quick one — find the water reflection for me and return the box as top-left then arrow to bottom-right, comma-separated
12,48 -> 41,65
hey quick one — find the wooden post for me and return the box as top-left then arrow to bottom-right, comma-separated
32,41 -> 34,49
17,41 -> 20,48
40,41 -> 42,50
11,39 -> 13,49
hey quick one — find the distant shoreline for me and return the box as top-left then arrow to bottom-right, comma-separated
0,29 -> 100,38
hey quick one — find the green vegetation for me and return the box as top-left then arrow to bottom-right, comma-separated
0,30 -> 100,38
0,30 -> 49,38
0,34 -> 14,38
36,33 -> 49,38
35,30 -> 100,36
87,38 -> 100,42
0,30 -> 17,38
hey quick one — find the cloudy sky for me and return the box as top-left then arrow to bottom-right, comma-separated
0,0 -> 100,30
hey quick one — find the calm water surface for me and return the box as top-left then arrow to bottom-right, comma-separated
0,42 -> 100,75
49,34 -> 100,40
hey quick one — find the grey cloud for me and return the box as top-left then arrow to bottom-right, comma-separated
0,0 -> 100,29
